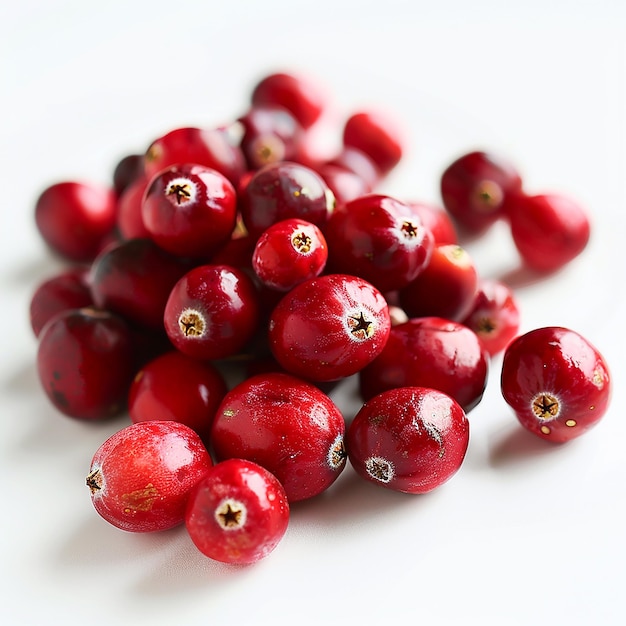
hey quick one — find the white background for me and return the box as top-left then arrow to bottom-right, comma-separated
1,1 -> 625,624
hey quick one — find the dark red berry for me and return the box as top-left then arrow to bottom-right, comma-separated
408,201 -> 458,245
115,175 -> 151,240
112,153 -> 144,197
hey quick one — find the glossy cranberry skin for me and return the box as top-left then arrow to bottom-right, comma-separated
408,201 -> 458,245
239,161 -> 335,237
346,387 -> 469,494
129,350 -> 227,442
185,458 -> 289,564
164,264 -> 260,361
325,147 -> 380,190
398,244 -> 479,322
501,327 -> 611,443
252,218 -> 328,291
342,111 -> 403,176
506,193 -> 591,273
86,421 -> 213,532
116,175 -> 151,240
268,273 -> 391,382
318,163 -> 372,207
112,153 -> 144,197
461,278 -> 520,356
440,150 -> 523,234
142,164 -> 237,258
359,317 -> 489,412
30,268 -> 93,337
144,126 -> 245,186
35,181 -> 117,262
211,373 -> 346,502
324,194 -> 434,293
37,308 -> 135,420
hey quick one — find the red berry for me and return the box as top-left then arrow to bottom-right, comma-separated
346,387 -> 470,494
112,153 -> 144,197
324,147 -> 380,190
408,201 -> 458,245
86,421 -> 213,532
163,264 -> 260,361
211,372 -> 346,502
185,458 -> 289,564
501,327 -> 611,443
506,193 -> 591,273
115,175 -> 151,240
35,181 -> 117,263
358,316 -> 489,412
268,273 -> 391,382
37,308 -> 135,420
317,163 -> 372,207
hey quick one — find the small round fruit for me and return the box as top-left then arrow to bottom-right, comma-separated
501,326 -> 611,442
86,421 -> 213,532
185,459 -> 289,564
346,387 -> 470,494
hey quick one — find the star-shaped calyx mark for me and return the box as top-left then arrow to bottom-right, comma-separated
167,182 -> 192,204
347,311 -> 374,340
215,499 -> 246,530
532,393 -> 560,420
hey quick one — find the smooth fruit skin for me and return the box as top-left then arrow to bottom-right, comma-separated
408,201 -> 458,245
86,421 -> 213,532
506,193 -> 591,272
268,273 -> 391,382
115,175 -> 151,240
501,327 -> 611,443
211,373 -> 346,502
37,308 -> 135,419
346,387 -> 470,494
185,459 -> 290,564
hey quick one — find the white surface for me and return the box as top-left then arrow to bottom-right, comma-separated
1,1 -> 625,625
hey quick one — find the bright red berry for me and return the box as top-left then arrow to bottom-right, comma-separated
115,175 -> 151,240
408,201 -> 458,245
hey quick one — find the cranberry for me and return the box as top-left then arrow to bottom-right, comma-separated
86,421 -> 213,532
144,126 -> 245,186
342,111 -> 403,176
317,163 -> 372,207
324,194 -> 434,293
358,316 -> 489,412
268,273 -> 391,382
34,181 -> 117,263
142,163 -> 237,259
398,244 -> 479,322
115,175 -> 151,240
185,458 -> 289,564
501,327 -> 611,443
239,161 -> 335,237
346,387 -> 470,493
440,150 -> 523,234
29,268 -> 93,337
36,308 -> 135,420
324,147 -> 380,190
506,193 -> 591,273
408,201 -> 458,245
460,278 -> 520,356
112,153 -> 144,197
128,350 -> 227,442
252,218 -> 328,291
211,372 -> 346,502
163,264 -> 260,361
89,238 -> 192,332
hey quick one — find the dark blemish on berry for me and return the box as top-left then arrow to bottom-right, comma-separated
121,484 -> 159,513
365,456 -> 394,483
476,317 -> 496,334
86,468 -> 103,494
51,388 -> 69,409
328,435 -> 347,469
52,370 -> 62,380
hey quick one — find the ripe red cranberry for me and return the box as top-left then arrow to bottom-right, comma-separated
86,421 -> 213,532
128,350 -> 227,442
185,458 -> 290,564
112,153 -> 144,197
37,308 -> 135,420
358,316 -> 489,412
342,111 -> 403,176
115,175 -> 151,240
440,150 -> 523,234
29,268 -> 93,337
142,163 -> 237,259
506,193 -> 591,273
34,181 -> 117,262
239,161 -> 335,237
268,273 -> 391,382
501,327 -> 611,443
346,387 -> 470,494
398,244 -> 479,322
211,373 -> 346,502
163,264 -> 260,361
461,278 -> 520,356
324,194 -> 434,293
324,147 -> 380,190
317,163 -> 372,206
144,126 -> 245,186
252,218 -> 328,291
89,238 -> 192,332
408,201 -> 458,245
251,72 -> 327,129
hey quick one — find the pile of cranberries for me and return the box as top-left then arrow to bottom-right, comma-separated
30,71 -> 612,565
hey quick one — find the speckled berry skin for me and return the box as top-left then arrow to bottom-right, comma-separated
185,458 -> 290,564
211,373 -> 346,502
501,327 -> 611,443
86,421 -> 213,532
346,387 -> 470,494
